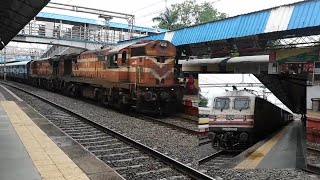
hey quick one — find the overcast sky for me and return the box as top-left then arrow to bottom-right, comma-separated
7,0 -> 305,48
199,74 -> 293,113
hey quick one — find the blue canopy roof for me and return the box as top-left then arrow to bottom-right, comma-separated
119,0 -> 320,46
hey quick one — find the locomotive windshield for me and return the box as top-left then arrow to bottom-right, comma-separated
215,98 -> 230,111
234,97 -> 250,110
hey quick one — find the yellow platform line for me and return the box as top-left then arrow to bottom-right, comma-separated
234,125 -> 289,169
2,101 -> 90,180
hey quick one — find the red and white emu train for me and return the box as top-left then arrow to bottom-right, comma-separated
204,89 -> 293,150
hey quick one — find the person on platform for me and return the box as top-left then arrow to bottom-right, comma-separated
186,74 -> 195,95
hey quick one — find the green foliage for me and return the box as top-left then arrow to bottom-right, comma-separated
199,94 -> 209,107
153,0 -> 228,30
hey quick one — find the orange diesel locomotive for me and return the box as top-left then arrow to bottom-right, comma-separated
29,40 -> 183,114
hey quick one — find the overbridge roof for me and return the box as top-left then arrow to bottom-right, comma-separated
0,0 -> 50,50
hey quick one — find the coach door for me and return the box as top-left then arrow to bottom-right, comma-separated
52,60 -> 59,77
64,59 -> 72,76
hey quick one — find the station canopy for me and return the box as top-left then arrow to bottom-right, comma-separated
255,74 -> 307,114
0,0 -> 50,50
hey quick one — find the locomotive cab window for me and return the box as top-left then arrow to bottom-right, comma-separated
131,47 -> 146,57
234,97 -> 250,110
106,54 -> 118,68
215,98 -> 230,110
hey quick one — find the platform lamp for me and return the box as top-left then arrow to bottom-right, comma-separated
98,15 -> 113,46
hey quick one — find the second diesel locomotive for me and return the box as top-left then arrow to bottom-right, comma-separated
203,89 -> 293,150
3,40 -> 183,115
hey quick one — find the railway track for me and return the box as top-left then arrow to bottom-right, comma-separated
199,137 -> 211,146
2,82 -> 214,180
6,81 -> 199,136
198,150 -> 237,172
305,147 -> 320,175
139,115 -> 198,135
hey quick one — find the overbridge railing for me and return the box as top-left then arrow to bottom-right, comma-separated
17,21 -> 147,45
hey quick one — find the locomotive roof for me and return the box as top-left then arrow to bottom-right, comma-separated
82,40 -> 172,55
81,48 -> 109,55
215,90 -> 257,98
107,42 -> 136,54
3,61 -> 30,66
179,55 -> 268,65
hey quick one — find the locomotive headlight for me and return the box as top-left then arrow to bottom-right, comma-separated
243,115 -> 247,121
143,92 -> 152,101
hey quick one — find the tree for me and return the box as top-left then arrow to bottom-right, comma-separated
152,8 -> 180,30
194,2 -> 227,24
199,94 -> 209,107
153,0 -> 227,30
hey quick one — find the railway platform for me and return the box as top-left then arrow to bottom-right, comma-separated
0,85 -> 124,180
227,119 -> 306,169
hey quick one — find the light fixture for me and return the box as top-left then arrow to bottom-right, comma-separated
98,15 -> 113,21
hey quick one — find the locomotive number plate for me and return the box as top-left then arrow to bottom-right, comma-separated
222,127 -> 238,131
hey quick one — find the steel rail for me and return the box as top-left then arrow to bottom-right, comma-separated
140,115 -> 199,135
198,150 -> 223,165
304,164 -> 320,175
307,146 -> 320,154
2,81 -> 216,180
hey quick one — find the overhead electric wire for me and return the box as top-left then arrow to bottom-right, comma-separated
135,9 -> 166,20
130,0 -> 165,14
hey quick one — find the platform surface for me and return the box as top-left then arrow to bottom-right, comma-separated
0,84 -> 124,180
0,101 -> 41,180
235,119 -> 306,169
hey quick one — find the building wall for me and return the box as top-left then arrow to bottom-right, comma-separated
307,86 -> 320,110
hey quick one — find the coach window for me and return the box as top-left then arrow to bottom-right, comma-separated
215,98 -> 230,110
234,97 -> 250,110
